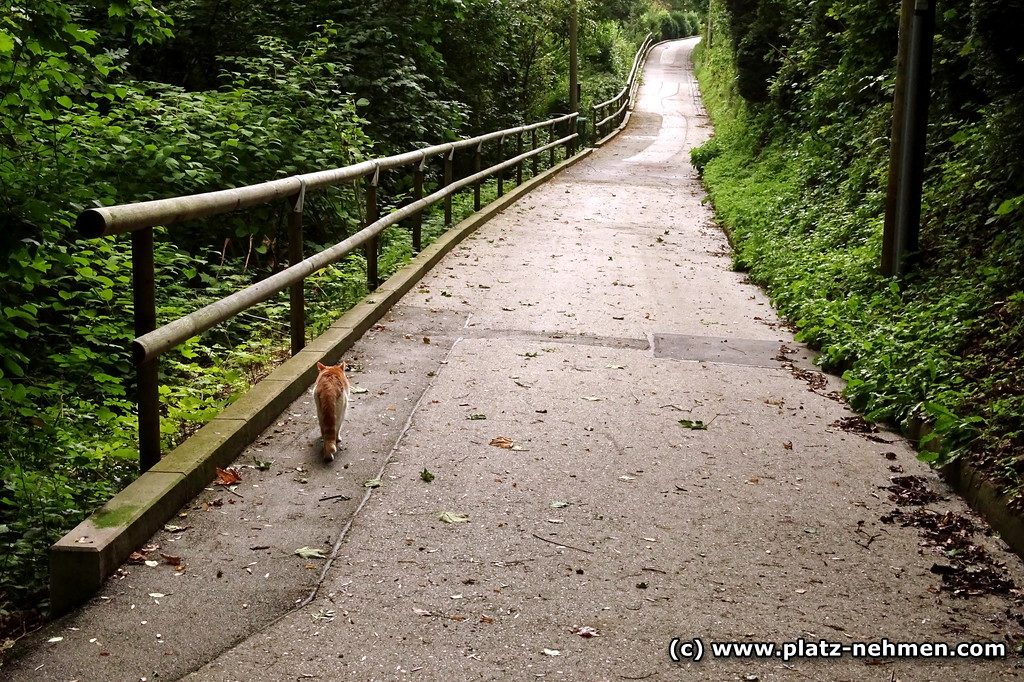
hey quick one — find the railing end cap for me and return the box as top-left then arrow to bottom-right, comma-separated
76,208 -> 109,239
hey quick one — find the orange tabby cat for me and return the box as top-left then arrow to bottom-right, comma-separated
313,361 -> 350,462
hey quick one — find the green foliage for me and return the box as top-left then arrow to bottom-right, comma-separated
695,0 -> 1023,497
690,136 -> 722,173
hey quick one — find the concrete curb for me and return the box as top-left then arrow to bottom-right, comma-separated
941,460 -> 1024,557
49,147 -> 595,616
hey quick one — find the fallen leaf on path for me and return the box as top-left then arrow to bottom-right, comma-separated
420,468 -> 435,483
160,553 -> 184,568
678,419 -> 708,430
438,511 -> 469,524
574,626 -> 600,638
413,608 -> 432,617
163,524 -> 189,533
467,414 -> 487,420
310,609 -> 336,622
350,386 -> 368,394
294,546 -> 327,560
214,467 -> 242,486
782,440 -> 793,450
148,592 -> 165,599
489,436 -> 515,449
364,478 -> 382,488
550,501 -> 569,509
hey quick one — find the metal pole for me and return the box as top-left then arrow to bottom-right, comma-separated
706,0 -> 712,48
881,0 -> 915,276
413,162 -> 424,252
549,123 -> 556,167
569,0 -> 579,116
885,0 -> 935,276
497,136 -> 505,197
516,132 -> 524,184
443,149 -> 454,226
132,227 -> 160,473
473,143 -> 482,210
365,171 -> 379,290
531,129 -> 538,176
287,187 -> 305,356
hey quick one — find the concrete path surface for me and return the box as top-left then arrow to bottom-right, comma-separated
7,38 -> 1024,681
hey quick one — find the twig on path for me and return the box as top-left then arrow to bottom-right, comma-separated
224,487 -> 244,499
318,493 -> 352,502
531,533 -> 595,554
855,531 -> 882,550
641,566 -> 667,574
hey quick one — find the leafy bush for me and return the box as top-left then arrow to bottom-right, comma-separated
690,136 -> 722,173
694,0 -> 1024,499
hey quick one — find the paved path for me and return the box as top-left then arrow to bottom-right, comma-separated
8,38 -> 1023,682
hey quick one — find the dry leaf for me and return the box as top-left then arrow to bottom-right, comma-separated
438,511 -> 469,524
489,436 -> 514,449
413,608 -> 432,617
295,546 -> 327,559
214,467 -> 242,486
574,626 -> 600,638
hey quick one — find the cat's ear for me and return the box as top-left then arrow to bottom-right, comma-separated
316,362 -> 327,371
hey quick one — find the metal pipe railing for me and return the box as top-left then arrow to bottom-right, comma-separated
592,33 -> 653,141
131,130 -> 577,365
77,113 -> 577,238
78,111 -> 579,472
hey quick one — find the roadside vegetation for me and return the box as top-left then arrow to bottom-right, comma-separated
0,0 -> 706,644
693,2 -> 1022,502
